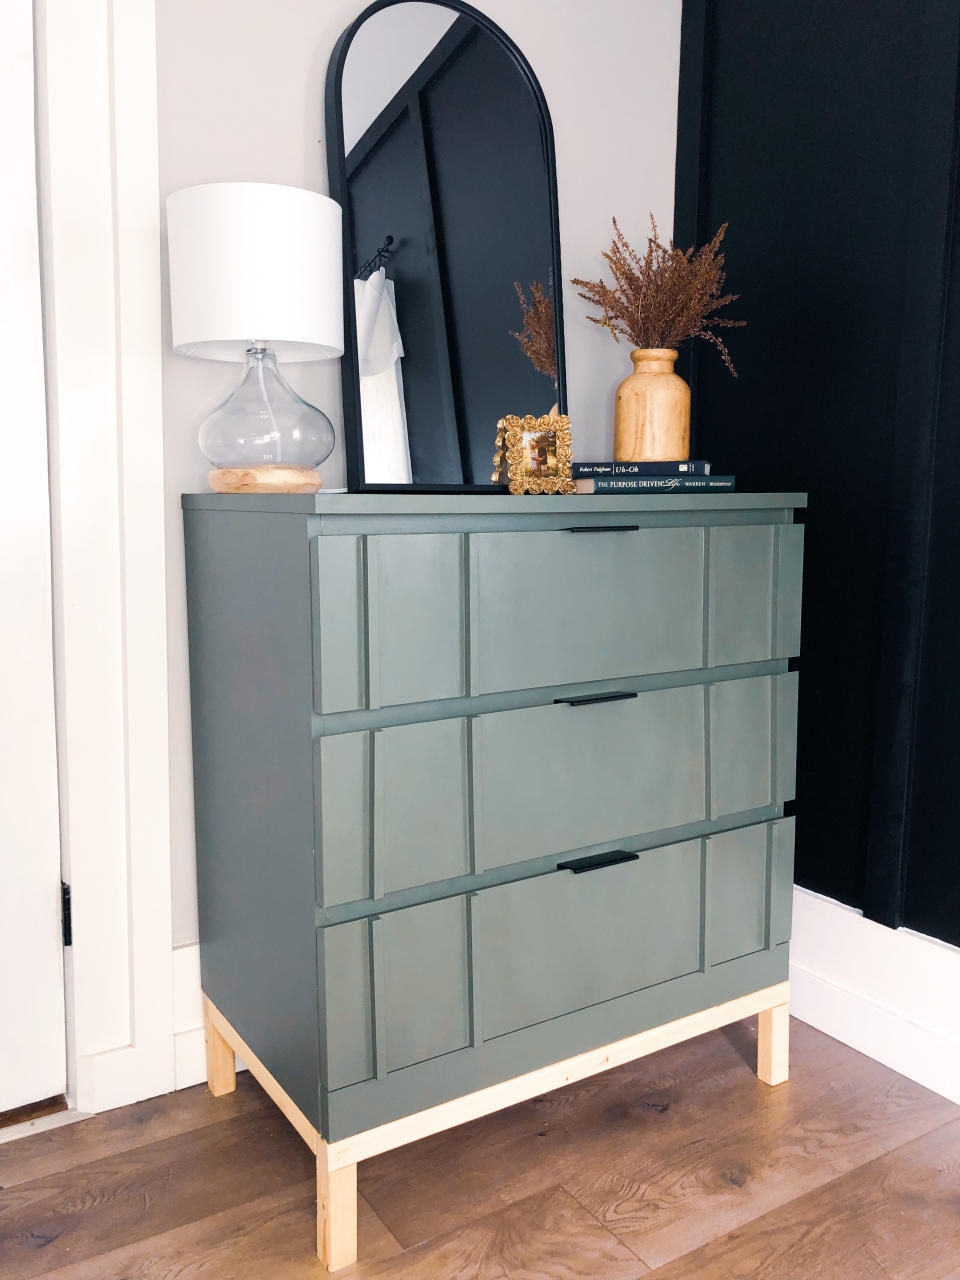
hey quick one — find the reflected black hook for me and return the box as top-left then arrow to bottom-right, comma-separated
357,235 -> 394,280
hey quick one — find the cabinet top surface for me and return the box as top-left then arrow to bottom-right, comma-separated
181,492 -> 807,515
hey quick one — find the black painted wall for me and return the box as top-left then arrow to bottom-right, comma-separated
903,148 -> 960,946
675,0 -> 960,942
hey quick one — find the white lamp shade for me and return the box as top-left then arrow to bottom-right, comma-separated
166,182 -> 344,362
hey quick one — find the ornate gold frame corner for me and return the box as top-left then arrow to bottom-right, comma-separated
492,414 -> 576,495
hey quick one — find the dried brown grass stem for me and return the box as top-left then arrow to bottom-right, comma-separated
511,280 -> 557,383
572,216 -> 744,375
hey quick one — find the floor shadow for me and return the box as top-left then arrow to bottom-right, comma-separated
719,1017 -> 758,1071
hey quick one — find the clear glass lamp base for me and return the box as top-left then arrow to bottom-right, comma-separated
199,346 -> 335,493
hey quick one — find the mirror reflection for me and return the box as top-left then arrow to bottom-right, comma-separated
338,2 -> 563,486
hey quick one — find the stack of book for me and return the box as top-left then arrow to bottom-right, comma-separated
573,460 -> 735,493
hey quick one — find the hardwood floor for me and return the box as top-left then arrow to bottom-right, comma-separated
1,1018 -> 957,1279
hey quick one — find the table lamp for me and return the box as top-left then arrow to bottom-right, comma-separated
166,182 -> 344,493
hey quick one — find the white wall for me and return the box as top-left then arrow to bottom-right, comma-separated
157,0 -> 684,945
342,2 -> 457,152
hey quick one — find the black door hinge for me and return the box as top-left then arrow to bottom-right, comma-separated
61,881 -> 72,948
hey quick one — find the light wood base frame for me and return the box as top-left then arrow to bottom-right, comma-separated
758,999 -> 791,1085
203,981 -> 790,1272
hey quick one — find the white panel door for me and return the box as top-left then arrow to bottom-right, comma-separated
0,0 -> 67,1112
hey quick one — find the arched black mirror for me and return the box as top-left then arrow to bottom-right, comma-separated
326,0 -> 566,491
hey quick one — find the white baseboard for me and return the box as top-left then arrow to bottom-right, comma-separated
790,886 -> 960,1105
172,943 -> 205,1089
172,942 -> 246,1089
173,1029 -> 207,1092
173,893 -> 960,1105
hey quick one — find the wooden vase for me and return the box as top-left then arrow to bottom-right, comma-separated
613,348 -> 691,462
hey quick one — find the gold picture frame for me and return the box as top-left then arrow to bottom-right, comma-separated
492,414 -> 576,495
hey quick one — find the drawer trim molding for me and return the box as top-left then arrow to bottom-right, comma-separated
316,807 -> 787,926
311,658 -> 791,739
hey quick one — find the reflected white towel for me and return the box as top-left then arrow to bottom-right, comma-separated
354,269 -> 411,484
354,268 -> 404,376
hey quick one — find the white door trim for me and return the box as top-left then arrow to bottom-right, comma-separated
35,0 -> 174,1113
0,0 -> 67,1115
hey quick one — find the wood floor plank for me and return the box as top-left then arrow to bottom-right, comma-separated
540,1018 -> 861,1144
361,1018 -> 886,1249
38,1188 -> 401,1279
565,1027 -> 959,1268
358,1016 -> 819,1246
356,1026 -> 744,1247
3,1020 -> 958,1280
346,1186 -> 647,1280
0,1109 -> 313,1278
358,1102 -> 577,1247
357,1196 -> 404,1266
644,1118 -> 960,1280
0,1075 -> 267,1189
901,1265 -> 960,1280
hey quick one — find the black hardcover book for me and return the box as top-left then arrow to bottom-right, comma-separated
572,460 -> 712,477
576,475 -> 735,493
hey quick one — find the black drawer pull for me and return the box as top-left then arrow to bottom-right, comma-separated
554,691 -> 638,708
562,524 -> 641,533
557,850 -> 640,874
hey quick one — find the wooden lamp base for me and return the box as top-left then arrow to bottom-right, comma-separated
209,465 -> 323,495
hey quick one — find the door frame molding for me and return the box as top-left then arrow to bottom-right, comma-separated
0,0 -> 67,1113
35,0 -> 174,1112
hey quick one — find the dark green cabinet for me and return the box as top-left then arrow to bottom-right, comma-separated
183,492 -> 804,1141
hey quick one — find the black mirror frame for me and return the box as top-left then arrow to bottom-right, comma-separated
325,0 -> 567,492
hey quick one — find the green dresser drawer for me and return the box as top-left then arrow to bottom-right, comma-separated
316,817 -> 795,1115
476,841 -> 703,1039
708,524 -> 804,666
318,848 -> 705,1092
710,671 -> 799,815
312,525 -> 705,711
319,895 -> 472,1090
316,674 -> 798,902
473,685 -> 707,871
311,521 -> 803,713
312,533 -> 465,713
469,526 -> 704,694
707,817 -> 795,965
316,718 -> 471,906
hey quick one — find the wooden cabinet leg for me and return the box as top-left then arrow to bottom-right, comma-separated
203,998 -> 236,1097
757,1001 -> 790,1085
317,1147 -> 358,1272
